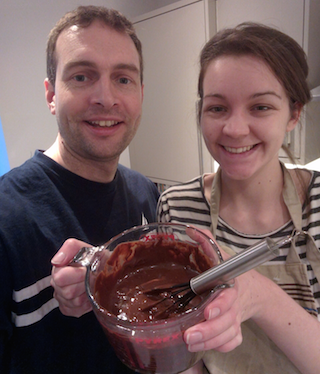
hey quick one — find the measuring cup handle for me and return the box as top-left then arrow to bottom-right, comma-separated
69,245 -> 104,267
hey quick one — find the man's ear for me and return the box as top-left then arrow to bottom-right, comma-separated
44,78 -> 56,115
286,102 -> 303,132
141,83 -> 144,104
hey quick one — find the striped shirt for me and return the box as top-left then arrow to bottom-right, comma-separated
157,170 -> 320,319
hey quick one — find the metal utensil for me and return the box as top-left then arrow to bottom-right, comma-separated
143,235 -> 293,316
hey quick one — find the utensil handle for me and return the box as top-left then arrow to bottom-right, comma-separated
191,236 -> 292,295
69,245 -> 105,267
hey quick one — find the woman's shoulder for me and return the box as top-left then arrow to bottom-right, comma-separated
306,169 -> 320,194
160,175 -> 204,196
158,173 -> 215,211
288,167 -> 320,204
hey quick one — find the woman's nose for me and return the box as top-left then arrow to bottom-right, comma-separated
222,111 -> 250,138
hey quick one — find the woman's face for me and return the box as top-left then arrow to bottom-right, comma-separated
200,55 -> 299,181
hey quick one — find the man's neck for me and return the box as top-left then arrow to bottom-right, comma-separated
44,137 -> 119,183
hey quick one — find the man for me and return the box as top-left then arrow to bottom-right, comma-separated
0,6 -> 159,373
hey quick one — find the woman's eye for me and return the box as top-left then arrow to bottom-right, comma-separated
254,105 -> 269,111
208,106 -> 225,113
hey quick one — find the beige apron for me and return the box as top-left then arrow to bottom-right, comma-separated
202,165 -> 320,374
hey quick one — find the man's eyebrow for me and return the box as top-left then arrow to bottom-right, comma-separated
63,60 -> 97,72
63,60 -> 140,75
114,63 -> 140,75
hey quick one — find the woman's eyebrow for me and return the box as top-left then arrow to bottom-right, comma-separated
203,91 -> 283,101
251,91 -> 282,100
203,93 -> 225,100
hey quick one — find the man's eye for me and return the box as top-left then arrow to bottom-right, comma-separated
119,77 -> 131,84
74,75 -> 86,82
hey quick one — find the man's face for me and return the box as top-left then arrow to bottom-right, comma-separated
45,21 -> 143,166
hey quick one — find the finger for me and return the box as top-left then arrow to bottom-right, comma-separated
51,277 -> 87,302
203,285 -> 238,321
185,304 -> 239,346
51,265 -> 87,288
53,287 -> 89,306
54,290 -> 92,317
184,286 -> 240,344
186,227 -> 222,265
188,325 -> 242,352
186,317 -> 242,351
214,328 -> 243,353
51,238 -> 92,266
59,303 -> 92,317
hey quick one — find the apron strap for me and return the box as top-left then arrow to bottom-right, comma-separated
209,167 -> 221,237
292,231 -> 320,284
281,163 -> 302,231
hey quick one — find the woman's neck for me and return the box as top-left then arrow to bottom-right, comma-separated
215,162 -> 291,235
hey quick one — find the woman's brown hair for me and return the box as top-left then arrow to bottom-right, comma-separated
197,22 -> 311,124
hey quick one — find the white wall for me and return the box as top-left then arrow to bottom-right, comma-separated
0,0 -> 180,169
2,0 -> 319,172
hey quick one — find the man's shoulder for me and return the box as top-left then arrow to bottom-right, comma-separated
118,164 -> 147,179
117,164 -> 156,187
0,154 -> 43,190
117,164 -> 160,202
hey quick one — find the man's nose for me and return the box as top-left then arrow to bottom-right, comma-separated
90,78 -> 118,109
222,110 -> 250,138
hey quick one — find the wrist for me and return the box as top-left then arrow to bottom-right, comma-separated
238,269 -> 272,323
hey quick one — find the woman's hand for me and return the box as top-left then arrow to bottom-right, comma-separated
50,238 -> 93,317
184,279 -> 243,353
184,228 -> 257,353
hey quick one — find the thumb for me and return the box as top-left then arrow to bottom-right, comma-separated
51,238 -> 92,267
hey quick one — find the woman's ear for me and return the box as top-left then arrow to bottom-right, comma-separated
44,78 -> 56,115
286,102 -> 303,132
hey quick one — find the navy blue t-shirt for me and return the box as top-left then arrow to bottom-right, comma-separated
0,151 -> 159,373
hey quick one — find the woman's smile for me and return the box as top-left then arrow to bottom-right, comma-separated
200,54 -> 298,181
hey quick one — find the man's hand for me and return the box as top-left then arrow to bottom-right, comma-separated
51,238 -> 93,317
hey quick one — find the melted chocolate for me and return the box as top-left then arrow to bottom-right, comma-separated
93,235 -> 215,373
95,236 -> 213,322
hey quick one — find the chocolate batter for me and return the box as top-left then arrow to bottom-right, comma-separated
94,235 -> 214,322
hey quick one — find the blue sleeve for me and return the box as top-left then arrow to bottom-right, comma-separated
0,239 -> 13,373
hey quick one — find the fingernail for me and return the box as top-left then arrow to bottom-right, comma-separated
51,252 -> 66,265
185,331 -> 203,345
209,308 -> 220,320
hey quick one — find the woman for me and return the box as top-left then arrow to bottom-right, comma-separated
157,23 -> 320,373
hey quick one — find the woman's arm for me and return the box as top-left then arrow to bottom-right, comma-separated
247,271 -> 320,374
184,268 -> 320,374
